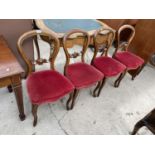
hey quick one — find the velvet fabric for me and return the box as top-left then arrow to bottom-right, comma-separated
27,70 -> 74,105
92,57 -> 126,77
114,51 -> 144,69
66,62 -> 104,89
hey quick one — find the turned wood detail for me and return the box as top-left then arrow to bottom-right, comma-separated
91,28 -> 115,64
69,51 -> 82,58
113,24 -> 135,56
17,30 -> 60,77
62,29 -> 90,75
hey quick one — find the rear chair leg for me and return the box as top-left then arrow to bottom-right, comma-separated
32,104 -> 38,127
66,92 -> 74,110
7,85 -> 13,93
70,89 -> 79,110
92,81 -> 101,97
131,120 -> 145,135
96,77 -> 106,97
114,70 -> 127,88
131,65 -> 144,80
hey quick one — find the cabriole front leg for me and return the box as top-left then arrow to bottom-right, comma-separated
66,92 -> 74,110
69,89 -> 79,110
114,69 -> 127,88
92,81 -> 101,97
96,77 -> 106,97
131,120 -> 145,135
131,64 -> 145,80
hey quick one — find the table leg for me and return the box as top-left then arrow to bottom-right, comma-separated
11,75 -> 26,121
7,85 -> 13,93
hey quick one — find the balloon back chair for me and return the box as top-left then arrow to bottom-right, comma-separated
62,29 -> 104,110
91,28 -> 126,97
17,30 -> 74,126
113,25 -> 144,80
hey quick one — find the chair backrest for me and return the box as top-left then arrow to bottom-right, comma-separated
17,30 -> 60,78
115,24 -> 135,53
91,28 -> 115,63
62,29 -> 90,74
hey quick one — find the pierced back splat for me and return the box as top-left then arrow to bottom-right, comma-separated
17,30 -> 60,78
62,29 -> 90,75
91,28 -> 115,63
115,24 -> 135,53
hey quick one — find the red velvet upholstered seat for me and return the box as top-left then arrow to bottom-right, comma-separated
27,70 -> 74,105
114,51 -> 144,69
66,62 -> 104,89
92,57 -> 126,77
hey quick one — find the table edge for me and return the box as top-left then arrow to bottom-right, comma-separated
35,19 -> 115,38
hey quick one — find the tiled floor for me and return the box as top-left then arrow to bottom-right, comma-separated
0,39 -> 155,135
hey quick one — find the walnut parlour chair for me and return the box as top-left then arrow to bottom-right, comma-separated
17,30 -> 74,126
113,25 -> 144,80
62,29 -> 104,110
91,28 -> 126,97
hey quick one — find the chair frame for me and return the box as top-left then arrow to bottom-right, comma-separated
63,29 -> 91,74
17,30 -> 74,126
113,24 -> 144,81
63,29 -> 94,110
91,28 -> 126,96
113,24 -> 135,54
92,28 -> 114,96
17,30 -> 60,76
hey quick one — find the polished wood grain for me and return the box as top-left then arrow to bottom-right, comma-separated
0,36 -> 24,78
0,35 -> 25,121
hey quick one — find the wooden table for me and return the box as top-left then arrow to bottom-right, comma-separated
34,19 -> 114,47
0,35 -> 26,121
0,20 -> 34,73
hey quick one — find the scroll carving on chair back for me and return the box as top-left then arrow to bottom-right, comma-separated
17,30 -> 60,78
115,25 -> 135,53
62,29 -> 90,75
91,28 -> 115,63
